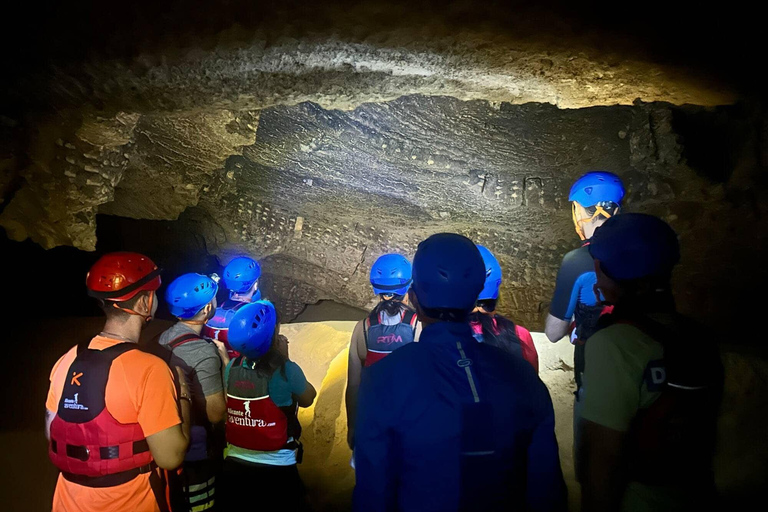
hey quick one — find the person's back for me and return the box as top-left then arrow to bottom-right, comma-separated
469,312 -> 539,372
217,301 -> 317,512
470,245 -> 540,372
363,302 -> 419,366
46,253 -> 191,512
353,234 -> 566,512
578,214 -> 722,512
354,322 -> 565,511
202,256 -> 262,359
582,311 -> 721,511
346,253 -> 419,449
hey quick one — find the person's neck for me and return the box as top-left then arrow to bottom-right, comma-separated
582,220 -> 606,240
180,320 -> 205,334
231,292 -> 253,302
101,318 -> 142,343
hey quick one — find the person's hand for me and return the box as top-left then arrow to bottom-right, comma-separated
213,340 -> 230,365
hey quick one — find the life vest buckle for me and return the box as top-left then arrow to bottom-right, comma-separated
66,444 -> 91,462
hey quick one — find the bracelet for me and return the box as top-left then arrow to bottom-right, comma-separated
179,395 -> 193,404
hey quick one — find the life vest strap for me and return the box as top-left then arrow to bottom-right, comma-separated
52,439 -> 150,461
168,333 -> 205,350
61,462 -> 157,488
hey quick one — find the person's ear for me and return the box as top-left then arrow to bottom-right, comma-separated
136,293 -> 151,316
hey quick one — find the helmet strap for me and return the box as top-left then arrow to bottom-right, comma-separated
112,290 -> 155,322
572,202 -> 614,240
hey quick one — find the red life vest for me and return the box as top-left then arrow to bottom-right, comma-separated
364,307 -> 418,367
202,299 -> 248,359
225,357 -> 300,452
470,314 -> 539,373
49,340 -> 154,487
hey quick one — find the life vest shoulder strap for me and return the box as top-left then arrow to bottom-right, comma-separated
76,338 -> 138,359
367,310 -> 382,327
403,309 -> 418,329
168,333 -> 204,350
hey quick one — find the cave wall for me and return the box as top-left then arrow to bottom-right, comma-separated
2,1 -> 765,331
5,95 -> 764,330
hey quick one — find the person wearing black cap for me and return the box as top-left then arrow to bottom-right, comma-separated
353,233 -> 566,512
579,214 -> 722,512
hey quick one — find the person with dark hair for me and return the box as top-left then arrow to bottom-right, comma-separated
46,252 -> 192,512
218,301 -> 317,511
157,273 -> 228,511
578,214 -> 722,512
345,253 -> 420,449
353,234 -> 566,512
469,245 -> 539,372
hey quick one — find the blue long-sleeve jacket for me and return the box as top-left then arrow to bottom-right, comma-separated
353,321 -> 567,512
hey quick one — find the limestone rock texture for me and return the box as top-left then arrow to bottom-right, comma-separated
1,1 -> 766,331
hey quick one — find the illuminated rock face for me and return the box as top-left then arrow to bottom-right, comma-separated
0,3 -> 765,329
3,96 -> 766,330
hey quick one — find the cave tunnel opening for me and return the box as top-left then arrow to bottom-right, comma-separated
2,2 -> 768,510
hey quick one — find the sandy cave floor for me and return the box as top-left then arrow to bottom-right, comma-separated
2,316 -> 766,512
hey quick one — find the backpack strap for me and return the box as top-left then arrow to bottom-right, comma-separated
168,333 -> 204,350
404,309 -> 418,330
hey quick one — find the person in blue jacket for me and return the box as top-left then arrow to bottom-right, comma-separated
353,233 -> 567,512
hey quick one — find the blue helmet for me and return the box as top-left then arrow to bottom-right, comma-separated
569,171 -> 625,207
370,254 -> 413,296
223,257 -> 262,294
476,245 -> 502,301
411,233 -> 485,314
589,213 -> 680,282
228,300 -> 277,359
165,273 -> 218,319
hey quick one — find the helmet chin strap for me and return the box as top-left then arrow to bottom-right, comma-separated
112,291 -> 155,322
572,202 -> 614,240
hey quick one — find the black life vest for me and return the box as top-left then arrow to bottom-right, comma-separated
610,313 -> 723,485
49,340 -> 154,487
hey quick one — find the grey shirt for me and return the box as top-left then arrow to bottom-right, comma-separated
159,322 -> 224,416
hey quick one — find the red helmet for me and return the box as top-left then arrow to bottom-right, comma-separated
86,252 -> 162,302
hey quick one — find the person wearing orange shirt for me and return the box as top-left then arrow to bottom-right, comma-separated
45,252 -> 192,512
